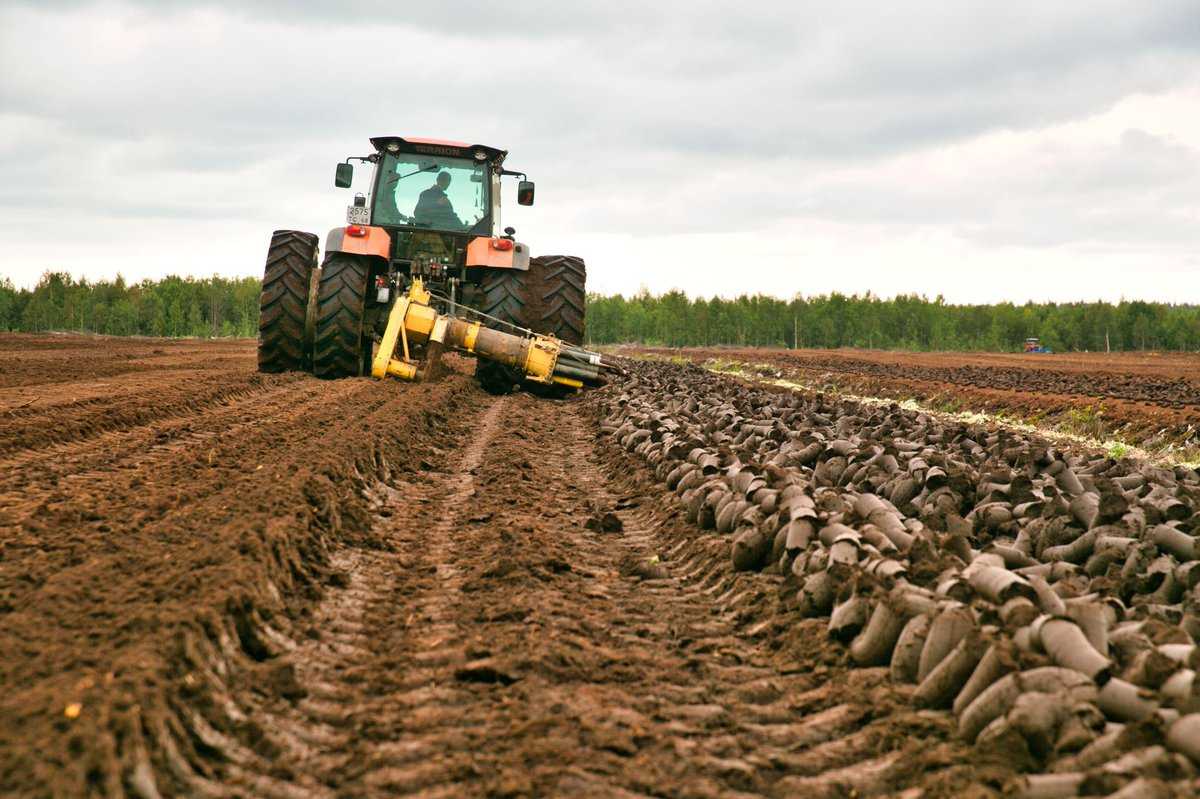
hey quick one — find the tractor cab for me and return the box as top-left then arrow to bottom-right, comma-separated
335,136 -> 534,237
331,136 -> 535,301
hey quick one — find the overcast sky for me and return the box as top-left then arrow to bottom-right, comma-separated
2,1 -> 1198,303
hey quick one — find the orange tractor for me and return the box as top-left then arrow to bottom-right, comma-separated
256,136 -> 595,392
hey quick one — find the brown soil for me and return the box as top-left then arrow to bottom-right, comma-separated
5,333 -> 1175,797
0,334 -> 473,795
629,346 -> 1200,450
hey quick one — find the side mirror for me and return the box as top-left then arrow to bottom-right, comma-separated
335,162 -> 354,188
517,180 -> 535,206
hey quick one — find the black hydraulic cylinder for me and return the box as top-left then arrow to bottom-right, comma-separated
552,361 -> 601,383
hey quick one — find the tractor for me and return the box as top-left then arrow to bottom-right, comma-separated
1023,337 -> 1052,354
255,136 -> 593,392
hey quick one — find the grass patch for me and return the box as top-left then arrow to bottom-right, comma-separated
930,395 -> 963,414
1106,441 -> 1130,460
704,357 -> 750,376
1061,405 -> 1107,440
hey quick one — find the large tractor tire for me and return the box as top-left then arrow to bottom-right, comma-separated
258,230 -> 319,373
527,255 -> 586,345
473,255 -> 587,394
313,253 -> 372,379
474,267 -> 529,394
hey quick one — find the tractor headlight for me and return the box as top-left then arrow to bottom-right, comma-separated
386,142 -> 400,153
474,150 -> 487,161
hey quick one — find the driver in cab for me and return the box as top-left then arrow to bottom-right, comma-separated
413,171 -> 464,229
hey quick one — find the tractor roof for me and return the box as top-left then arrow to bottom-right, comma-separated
369,136 -> 508,165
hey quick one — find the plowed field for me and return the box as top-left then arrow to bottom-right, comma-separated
3,335 -> 1200,798
630,347 -> 1200,452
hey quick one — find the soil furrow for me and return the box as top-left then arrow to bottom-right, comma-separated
6,335 -> 1199,797
0,375 -> 328,510
0,342 -> 482,797
211,389 -> 941,797
250,393 -> 951,797
0,378 -> 372,619
198,396 -> 508,797
0,368 -> 289,458
0,334 -> 254,389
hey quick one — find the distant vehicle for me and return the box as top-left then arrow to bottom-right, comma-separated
1023,337 -> 1052,354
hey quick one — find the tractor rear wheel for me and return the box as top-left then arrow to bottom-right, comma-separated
527,255 -> 586,345
313,253 -> 372,379
524,255 -> 587,397
258,230 -> 319,373
473,255 -> 588,394
474,267 -> 528,394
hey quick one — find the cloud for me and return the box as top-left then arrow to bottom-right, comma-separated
0,0 -> 1198,303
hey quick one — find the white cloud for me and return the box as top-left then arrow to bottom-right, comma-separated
0,0 -> 1198,304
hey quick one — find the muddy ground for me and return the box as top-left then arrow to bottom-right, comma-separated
628,347 -> 1200,453
2,334 -> 1197,797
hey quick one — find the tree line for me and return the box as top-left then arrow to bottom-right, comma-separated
0,272 -> 261,338
2,272 -> 1197,352
585,291 -> 1200,352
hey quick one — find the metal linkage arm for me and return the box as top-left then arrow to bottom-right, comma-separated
371,279 -> 615,389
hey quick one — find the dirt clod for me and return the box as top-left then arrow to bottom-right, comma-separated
585,511 -> 624,532
454,659 -> 520,685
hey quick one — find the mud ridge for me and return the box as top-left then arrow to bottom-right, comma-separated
591,356 -> 1200,795
0,338 -> 480,797
632,346 -> 1200,452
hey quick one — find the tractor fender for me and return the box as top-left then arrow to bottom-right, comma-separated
465,236 -> 531,271
325,226 -> 391,261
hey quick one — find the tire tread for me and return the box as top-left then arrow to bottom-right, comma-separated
474,268 -> 529,393
312,254 -> 369,379
258,230 -> 318,373
530,254 -> 586,345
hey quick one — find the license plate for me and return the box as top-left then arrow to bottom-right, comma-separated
346,205 -> 371,225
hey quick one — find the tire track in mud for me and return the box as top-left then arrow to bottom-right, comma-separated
210,397 -> 509,798
0,341 -> 498,797
347,397 -> 509,797
226,392 -> 964,798
564,458 -> 901,798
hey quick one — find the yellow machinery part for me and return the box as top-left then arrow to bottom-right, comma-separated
408,279 -> 432,306
372,278 -> 442,381
384,359 -> 418,380
462,321 -> 481,353
372,296 -> 411,379
522,337 -> 559,384
372,277 -> 587,389
404,301 -> 438,340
